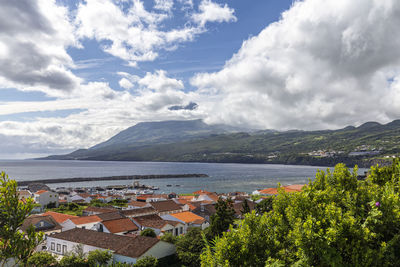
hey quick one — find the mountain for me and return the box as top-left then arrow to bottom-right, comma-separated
42,119 -> 400,167
43,119 -> 251,160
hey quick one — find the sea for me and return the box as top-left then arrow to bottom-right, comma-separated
0,160 -> 367,194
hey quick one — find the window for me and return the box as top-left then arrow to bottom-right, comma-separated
51,242 -> 55,251
62,245 -> 67,255
57,244 -> 61,252
175,228 -> 178,236
180,227 -> 183,234
82,226 -> 86,229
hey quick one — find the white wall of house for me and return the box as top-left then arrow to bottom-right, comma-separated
34,191 -> 59,207
46,237 -> 104,256
113,254 -> 137,265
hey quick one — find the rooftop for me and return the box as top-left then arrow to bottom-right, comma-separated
42,211 -> 78,224
50,228 -> 159,258
69,215 -> 101,225
169,211 -> 206,224
102,218 -> 138,233
150,200 -> 182,213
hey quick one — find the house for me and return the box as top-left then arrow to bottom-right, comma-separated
41,211 -> 78,224
232,200 -> 256,219
61,215 -> 102,231
121,207 -> 158,218
192,202 -> 216,222
33,190 -> 59,209
82,206 -> 117,216
47,228 -> 176,264
125,200 -> 151,210
150,200 -> 183,216
132,214 -> 185,236
162,211 -> 209,230
18,190 -> 32,201
94,218 -> 139,235
21,215 -> 62,235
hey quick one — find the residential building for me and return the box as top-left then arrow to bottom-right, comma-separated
33,190 -> 59,209
47,228 -> 175,264
162,211 -> 209,231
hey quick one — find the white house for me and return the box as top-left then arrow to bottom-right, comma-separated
61,215 -> 102,231
34,190 -> 59,208
161,211 -> 209,231
47,228 -> 175,264
93,218 -> 139,235
132,214 -> 185,236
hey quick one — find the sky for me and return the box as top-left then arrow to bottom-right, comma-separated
1,0 -> 400,159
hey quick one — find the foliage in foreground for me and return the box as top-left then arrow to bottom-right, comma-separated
202,161 -> 400,267
0,171 -> 43,266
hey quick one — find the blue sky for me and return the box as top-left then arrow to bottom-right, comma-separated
1,0 -> 400,159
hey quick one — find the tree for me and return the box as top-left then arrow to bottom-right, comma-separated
26,251 -> 57,267
176,227 -> 205,267
201,162 -> 400,266
87,250 -> 112,266
134,256 -> 158,267
0,171 -> 43,266
240,199 -> 251,216
160,232 -> 177,244
209,197 -> 235,237
140,228 -> 157,238
58,254 -> 87,267
255,197 -> 273,214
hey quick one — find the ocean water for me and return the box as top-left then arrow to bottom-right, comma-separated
0,160 -> 366,194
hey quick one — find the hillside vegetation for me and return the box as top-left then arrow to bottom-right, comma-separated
43,120 -> 400,167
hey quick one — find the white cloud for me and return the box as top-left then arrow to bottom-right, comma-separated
192,0 -> 400,130
139,70 -> 184,92
119,78 -> 134,89
75,0 -> 236,66
0,0 -> 81,96
192,0 -> 237,27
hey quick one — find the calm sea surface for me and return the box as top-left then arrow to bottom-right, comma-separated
0,160 -> 366,194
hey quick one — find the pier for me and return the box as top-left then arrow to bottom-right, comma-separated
17,173 -> 209,186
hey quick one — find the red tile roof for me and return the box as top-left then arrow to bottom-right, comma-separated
170,211 -> 205,224
150,200 -> 182,213
259,184 -> 305,195
69,215 -> 101,225
50,228 -> 160,258
35,190 -> 48,195
42,211 -> 78,224
102,218 -> 138,233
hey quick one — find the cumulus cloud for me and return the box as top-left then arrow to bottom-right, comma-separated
192,0 -> 237,27
75,0 -> 236,66
0,0 -> 80,95
192,0 -> 400,130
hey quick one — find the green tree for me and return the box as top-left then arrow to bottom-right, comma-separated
255,197 -> 273,214
58,254 -> 87,267
160,232 -> 177,244
209,197 -> 235,237
140,228 -> 157,238
201,162 -> 400,266
240,199 -> 251,216
176,227 -> 205,267
26,251 -> 57,267
87,250 -> 112,266
0,171 -> 43,266
134,256 -> 158,267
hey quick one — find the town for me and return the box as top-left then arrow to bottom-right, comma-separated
16,181 -> 303,265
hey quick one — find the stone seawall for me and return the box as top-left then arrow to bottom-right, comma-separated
17,173 -> 209,186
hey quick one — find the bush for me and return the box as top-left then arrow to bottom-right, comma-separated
134,256 -> 158,267
87,250 -> 112,266
176,228 -> 205,267
160,232 -> 177,244
27,252 -> 57,266
140,228 -> 157,238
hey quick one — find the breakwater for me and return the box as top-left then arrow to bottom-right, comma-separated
17,173 -> 209,186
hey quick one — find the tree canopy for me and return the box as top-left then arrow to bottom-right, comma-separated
201,161 -> 400,266
0,171 -> 43,266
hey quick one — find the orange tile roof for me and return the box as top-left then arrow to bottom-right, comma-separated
259,184 -> 305,195
102,218 -> 138,233
179,195 -> 195,201
42,211 -> 78,224
35,190 -> 48,195
176,199 -> 196,211
170,211 -> 205,224
193,190 -> 212,195
70,215 -> 101,225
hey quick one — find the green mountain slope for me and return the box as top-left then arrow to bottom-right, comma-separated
42,119 -> 400,167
